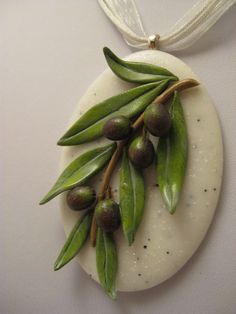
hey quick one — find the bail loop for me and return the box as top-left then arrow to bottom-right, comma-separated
148,34 -> 160,49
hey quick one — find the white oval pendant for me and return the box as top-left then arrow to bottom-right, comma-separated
59,50 -> 223,292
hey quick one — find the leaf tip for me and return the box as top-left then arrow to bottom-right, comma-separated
54,259 -> 63,271
53,264 -> 60,271
107,289 -> 117,300
39,196 -> 47,205
126,232 -> 135,246
171,75 -> 179,82
169,205 -> 177,215
103,46 -> 110,55
57,137 -> 66,146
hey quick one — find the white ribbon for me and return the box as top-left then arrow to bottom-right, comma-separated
98,0 -> 236,51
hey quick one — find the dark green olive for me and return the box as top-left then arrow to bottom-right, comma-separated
95,199 -> 120,232
67,186 -> 96,211
128,135 -> 154,168
144,103 -> 171,137
102,115 -> 132,140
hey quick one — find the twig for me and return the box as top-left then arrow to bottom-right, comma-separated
90,140 -> 126,246
132,78 -> 199,131
90,78 -> 199,246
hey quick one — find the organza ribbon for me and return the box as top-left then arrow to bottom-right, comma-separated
98,0 -> 236,51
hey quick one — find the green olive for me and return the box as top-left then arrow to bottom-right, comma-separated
128,135 -> 154,168
95,199 -> 120,232
66,186 -> 96,211
102,116 -> 132,141
144,103 -> 171,137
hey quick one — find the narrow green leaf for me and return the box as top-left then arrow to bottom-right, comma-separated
54,211 -> 92,271
103,47 -> 178,83
157,92 -> 188,214
58,80 -> 169,146
119,149 -> 145,245
40,142 -> 116,204
96,228 -> 118,299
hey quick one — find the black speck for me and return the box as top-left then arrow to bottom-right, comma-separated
156,183 -> 159,187
94,93 -> 97,96
138,273 -> 142,276
137,257 -> 140,261
143,245 -> 147,249
148,238 -> 151,242
166,251 -> 170,255
89,274 -> 92,278
114,189 -> 118,192
204,189 -> 208,192
213,188 -> 217,191
197,119 -> 200,122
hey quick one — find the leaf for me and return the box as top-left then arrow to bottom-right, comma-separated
157,92 -> 188,214
119,149 -> 145,245
96,228 -> 118,299
54,211 -> 92,271
103,47 -> 178,84
58,80 -> 169,146
40,142 -> 116,204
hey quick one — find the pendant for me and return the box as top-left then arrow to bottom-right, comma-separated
58,50 -> 223,292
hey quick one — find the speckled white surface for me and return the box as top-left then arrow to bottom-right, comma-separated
60,50 -> 223,291
1,1 -> 236,313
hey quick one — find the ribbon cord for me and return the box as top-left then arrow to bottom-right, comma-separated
98,0 -> 236,51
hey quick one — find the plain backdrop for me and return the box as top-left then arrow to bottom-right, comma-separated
1,1 -> 236,314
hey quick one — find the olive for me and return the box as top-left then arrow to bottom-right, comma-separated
102,116 -> 132,141
128,135 -> 154,168
95,199 -> 120,232
67,186 -> 96,211
144,103 -> 171,137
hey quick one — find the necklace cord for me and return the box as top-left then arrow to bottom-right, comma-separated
98,0 -> 236,51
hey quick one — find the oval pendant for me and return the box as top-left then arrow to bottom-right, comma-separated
59,50 -> 223,292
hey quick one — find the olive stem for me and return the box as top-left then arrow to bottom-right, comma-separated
90,140 -> 126,246
90,78 -> 199,246
132,78 -> 199,131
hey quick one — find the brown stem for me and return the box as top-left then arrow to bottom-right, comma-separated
90,140 -> 126,246
132,78 -> 199,131
90,78 -> 199,246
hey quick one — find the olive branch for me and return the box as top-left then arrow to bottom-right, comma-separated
40,47 -> 199,299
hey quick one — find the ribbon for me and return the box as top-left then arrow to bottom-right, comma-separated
98,0 -> 236,51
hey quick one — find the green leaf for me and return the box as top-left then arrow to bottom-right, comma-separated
96,228 -> 118,299
54,211 -> 92,271
40,143 -> 116,204
58,80 -> 169,146
103,47 -> 178,84
157,92 -> 188,214
119,149 -> 145,245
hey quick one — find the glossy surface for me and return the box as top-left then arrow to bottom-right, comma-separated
128,135 -> 155,168
54,211 -> 92,271
58,81 -> 168,146
60,50 -> 223,292
104,47 -> 178,83
157,92 -> 188,214
120,149 -> 145,245
40,143 -> 116,204
67,186 -> 96,211
103,116 -> 132,141
95,199 -> 120,232
96,228 -> 118,299
144,103 -> 171,137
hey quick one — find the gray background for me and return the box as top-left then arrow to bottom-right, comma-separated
1,1 -> 236,313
